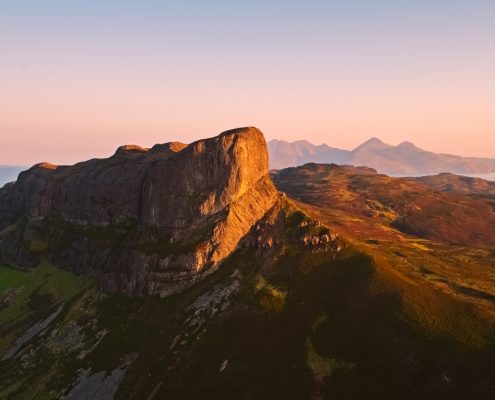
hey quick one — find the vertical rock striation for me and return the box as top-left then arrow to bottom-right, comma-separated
0,127 -> 278,296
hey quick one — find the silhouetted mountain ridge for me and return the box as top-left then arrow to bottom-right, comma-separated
268,138 -> 495,175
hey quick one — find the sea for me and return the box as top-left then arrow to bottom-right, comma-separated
460,173 -> 495,181
0,166 -> 26,187
391,172 -> 495,182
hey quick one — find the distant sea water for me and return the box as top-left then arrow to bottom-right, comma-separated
392,172 -> 495,182
0,166 -> 26,187
460,172 -> 495,182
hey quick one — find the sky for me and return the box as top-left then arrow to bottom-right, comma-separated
1,0 -> 495,165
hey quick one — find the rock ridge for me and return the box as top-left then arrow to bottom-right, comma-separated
0,127 -> 278,296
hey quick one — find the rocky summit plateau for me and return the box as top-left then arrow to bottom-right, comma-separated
1,127 -> 495,400
0,127 -> 279,297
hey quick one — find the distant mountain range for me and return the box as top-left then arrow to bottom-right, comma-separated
268,138 -> 495,176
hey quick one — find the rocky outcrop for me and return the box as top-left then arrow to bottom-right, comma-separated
0,127 -> 279,296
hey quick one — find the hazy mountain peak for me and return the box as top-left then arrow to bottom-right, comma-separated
367,136 -> 385,144
353,137 -> 390,151
268,139 -> 350,169
268,137 -> 495,176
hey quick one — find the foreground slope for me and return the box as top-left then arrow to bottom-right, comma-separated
1,198 -> 495,399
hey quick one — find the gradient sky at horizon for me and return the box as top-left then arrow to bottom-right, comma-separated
1,0 -> 495,165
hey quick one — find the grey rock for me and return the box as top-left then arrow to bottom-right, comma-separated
0,127 -> 278,297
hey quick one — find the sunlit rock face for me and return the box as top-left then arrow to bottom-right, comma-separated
0,127 -> 278,296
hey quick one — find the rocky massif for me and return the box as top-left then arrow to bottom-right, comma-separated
0,127 -> 279,296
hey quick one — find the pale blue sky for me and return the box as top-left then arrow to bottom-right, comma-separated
1,0 -> 495,164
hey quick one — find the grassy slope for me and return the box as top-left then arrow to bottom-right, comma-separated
273,164 -> 495,247
0,264 -> 94,398
0,206 -> 494,399
149,245 -> 495,400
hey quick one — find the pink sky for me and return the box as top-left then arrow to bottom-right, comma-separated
1,1 -> 495,165
2,82 -> 494,165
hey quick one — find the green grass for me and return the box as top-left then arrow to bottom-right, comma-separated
0,244 -> 494,400
254,275 -> 287,312
0,264 -> 96,398
0,264 -> 93,327
1,205 -> 495,399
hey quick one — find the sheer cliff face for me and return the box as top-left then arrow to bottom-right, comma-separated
141,127 -> 271,228
0,127 -> 278,296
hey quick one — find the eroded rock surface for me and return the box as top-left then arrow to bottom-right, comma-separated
0,127 -> 278,296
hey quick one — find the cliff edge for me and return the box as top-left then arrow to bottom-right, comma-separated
0,127 -> 278,296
